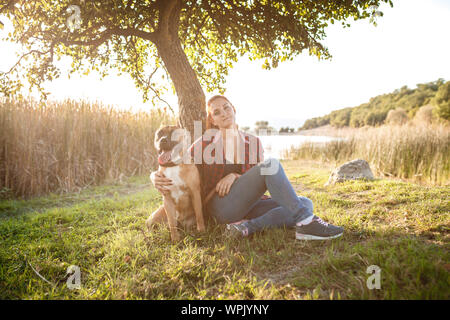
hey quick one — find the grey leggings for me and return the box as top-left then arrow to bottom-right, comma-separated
205,158 -> 314,235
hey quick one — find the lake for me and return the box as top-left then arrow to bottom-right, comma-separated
257,134 -> 340,159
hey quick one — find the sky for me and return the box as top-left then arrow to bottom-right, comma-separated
1,0 -> 450,130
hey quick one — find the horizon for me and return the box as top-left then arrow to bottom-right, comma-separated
1,0 -> 450,130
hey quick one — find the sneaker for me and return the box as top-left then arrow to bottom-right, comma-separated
295,216 -> 344,240
226,222 -> 249,238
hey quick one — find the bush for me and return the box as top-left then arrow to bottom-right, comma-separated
413,105 -> 436,125
386,108 -> 408,125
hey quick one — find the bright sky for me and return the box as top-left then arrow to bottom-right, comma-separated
1,0 -> 449,130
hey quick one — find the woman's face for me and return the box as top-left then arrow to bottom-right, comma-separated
209,97 -> 236,129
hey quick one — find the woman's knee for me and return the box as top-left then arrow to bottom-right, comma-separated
260,157 -> 281,176
206,200 -> 235,224
211,211 -> 238,224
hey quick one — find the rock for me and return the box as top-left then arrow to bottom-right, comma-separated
325,159 -> 374,186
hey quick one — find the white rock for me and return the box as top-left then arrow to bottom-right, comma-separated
325,159 -> 374,186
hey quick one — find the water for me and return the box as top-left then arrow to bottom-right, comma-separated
257,134 -> 340,159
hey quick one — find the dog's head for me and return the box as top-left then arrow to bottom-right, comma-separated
154,125 -> 190,166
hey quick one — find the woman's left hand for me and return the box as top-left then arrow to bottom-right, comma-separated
215,173 -> 239,197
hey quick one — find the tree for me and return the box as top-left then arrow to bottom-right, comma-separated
432,81 -> 450,120
300,118 -> 318,130
255,120 -> 269,135
365,110 -> 387,126
0,0 -> 393,137
330,107 -> 352,128
385,108 -> 408,125
413,104 -> 436,125
279,126 -> 294,133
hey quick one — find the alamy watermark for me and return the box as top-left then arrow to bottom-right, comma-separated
66,265 -> 81,290
366,265 -> 381,290
66,5 -> 82,32
369,5 -> 383,25
160,121 -> 280,175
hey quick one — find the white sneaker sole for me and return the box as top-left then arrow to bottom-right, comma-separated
295,232 -> 343,240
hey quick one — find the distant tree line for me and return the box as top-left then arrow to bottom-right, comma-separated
254,121 -> 277,135
279,127 -> 295,133
300,79 -> 450,129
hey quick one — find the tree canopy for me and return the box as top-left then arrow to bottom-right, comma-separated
0,0 -> 393,134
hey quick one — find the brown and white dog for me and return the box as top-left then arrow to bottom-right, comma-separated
146,125 -> 205,241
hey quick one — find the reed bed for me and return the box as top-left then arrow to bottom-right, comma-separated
285,124 -> 450,185
0,98 -> 174,198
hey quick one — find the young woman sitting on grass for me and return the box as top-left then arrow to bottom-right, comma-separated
151,95 -> 344,240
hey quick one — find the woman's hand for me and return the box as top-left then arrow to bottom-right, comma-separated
215,173 -> 239,197
150,171 -> 172,196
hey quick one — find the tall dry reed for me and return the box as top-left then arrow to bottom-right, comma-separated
0,98 -> 175,198
285,124 -> 450,185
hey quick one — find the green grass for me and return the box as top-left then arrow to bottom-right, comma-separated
1,160 -> 449,299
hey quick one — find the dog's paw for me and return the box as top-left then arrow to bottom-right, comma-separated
171,233 -> 182,242
146,216 -> 163,231
197,224 -> 206,232
145,217 -> 153,230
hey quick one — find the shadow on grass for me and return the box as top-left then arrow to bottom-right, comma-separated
0,171 -> 448,299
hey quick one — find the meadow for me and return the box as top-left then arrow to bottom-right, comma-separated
0,160 -> 448,299
289,124 -> 450,186
0,98 -> 175,198
0,99 -> 448,299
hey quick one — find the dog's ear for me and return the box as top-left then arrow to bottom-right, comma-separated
154,126 -> 164,138
176,118 -> 182,129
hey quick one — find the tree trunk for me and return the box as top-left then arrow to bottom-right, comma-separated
154,34 -> 206,141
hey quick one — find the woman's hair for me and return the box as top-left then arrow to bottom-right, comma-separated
206,95 -> 237,130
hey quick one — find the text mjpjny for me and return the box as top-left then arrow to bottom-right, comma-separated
181,304 -> 269,317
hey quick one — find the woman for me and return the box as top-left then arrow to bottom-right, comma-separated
151,95 -> 343,240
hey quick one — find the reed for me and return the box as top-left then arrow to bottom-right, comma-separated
0,97 -> 175,198
285,124 -> 450,185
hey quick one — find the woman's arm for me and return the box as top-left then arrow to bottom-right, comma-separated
150,171 -> 172,195
204,173 -> 240,204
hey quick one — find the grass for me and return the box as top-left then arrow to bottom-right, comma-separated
289,123 -> 450,185
1,160 -> 449,299
0,97 -> 175,198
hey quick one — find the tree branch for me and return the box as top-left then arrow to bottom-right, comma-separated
2,47 -> 52,75
59,27 -> 157,48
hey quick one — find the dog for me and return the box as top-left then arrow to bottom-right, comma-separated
146,125 -> 205,241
